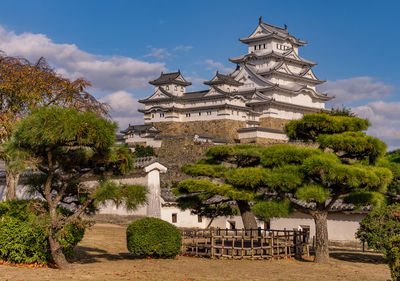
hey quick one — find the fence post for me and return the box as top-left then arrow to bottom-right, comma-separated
211,229 -> 215,258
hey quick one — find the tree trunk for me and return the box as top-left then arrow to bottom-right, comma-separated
206,217 -> 215,229
312,211 -> 329,263
237,200 -> 258,229
5,165 -> 20,200
48,229 -> 71,269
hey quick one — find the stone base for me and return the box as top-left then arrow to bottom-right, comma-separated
259,117 -> 290,131
156,136 -> 215,186
149,120 -> 246,143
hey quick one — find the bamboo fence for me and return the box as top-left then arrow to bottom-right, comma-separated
181,228 -> 309,259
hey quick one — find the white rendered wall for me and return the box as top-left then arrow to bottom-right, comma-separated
270,212 -> 366,242
238,130 -> 289,141
161,206 -> 208,228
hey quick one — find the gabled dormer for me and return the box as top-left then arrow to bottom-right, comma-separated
204,71 -> 243,93
149,70 -> 192,96
239,17 -> 306,55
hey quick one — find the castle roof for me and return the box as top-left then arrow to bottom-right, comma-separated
120,124 -> 160,135
149,71 -> 192,86
229,50 -> 317,66
239,18 -> 307,46
204,72 -> 243,86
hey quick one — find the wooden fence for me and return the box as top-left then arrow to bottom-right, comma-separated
181,228 -> 309,259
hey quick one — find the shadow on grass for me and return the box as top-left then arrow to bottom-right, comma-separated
329,248 -> 386,264
71,246 -> 135,264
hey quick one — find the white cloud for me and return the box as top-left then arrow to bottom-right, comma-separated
318,77 -> 395,107
0,26 -> 166,92
353,101 -> 400,151
144,47 -> 171,59
100,91 -> 144,130
204,59 -> 234,74
173,45 -> 193,52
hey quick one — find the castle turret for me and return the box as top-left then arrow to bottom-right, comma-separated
149,70 -> 191,96
204,71 -> 243,93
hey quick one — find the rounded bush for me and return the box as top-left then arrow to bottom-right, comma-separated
0,200 -> 85,264
126,217 -> 181,258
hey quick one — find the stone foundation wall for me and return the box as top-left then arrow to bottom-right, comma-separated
259,117 -> 290,131
149,119 -> 247,142
156,137 -> 214,186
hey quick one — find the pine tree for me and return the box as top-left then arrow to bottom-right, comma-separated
4,107 -> 146,269
0,53 -> 109,200
173,112 -> 392,263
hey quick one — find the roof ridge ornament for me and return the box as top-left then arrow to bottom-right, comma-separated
259,16 -> 262,24
284,24 -> 287,30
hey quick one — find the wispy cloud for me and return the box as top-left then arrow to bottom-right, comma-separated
0,26 -> 166,93
173,45 -> 193,52
100,91 -> 144,129
353,101 -> 400,151
144,46 -> 171,59
318,77 -> 395,107
204,59 -> 234,74
318,77 -> 399,150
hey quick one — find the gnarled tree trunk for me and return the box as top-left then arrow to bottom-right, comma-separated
48,228 -> 70,269
5,165 -> 20,200
237,200 -> 258,229
312,210 -> 329,263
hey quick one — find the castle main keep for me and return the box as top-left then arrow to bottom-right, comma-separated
122,17 -> 333,146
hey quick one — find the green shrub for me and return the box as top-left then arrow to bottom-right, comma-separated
356,203 -> 400,254
387,235 -> 400,281
126,217 -> 181,258
0,200 -> 85,264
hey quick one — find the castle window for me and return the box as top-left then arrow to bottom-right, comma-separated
172,213 -> 177,223
198,215 -> 202,223
160,113 -> 165,117
199,112 -> 201,116
181,87 -> 184,92
263,44 -> 266,49
174,85 -> 177,91
207,111 -> 212,115
259,44 -> 261,50
254,45 -> 257,50
186,113 -> 191,117
151,114 -> 154,118
166,85 -> 169,90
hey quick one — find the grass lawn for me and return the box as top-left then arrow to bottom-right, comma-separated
0,223 -> 391,281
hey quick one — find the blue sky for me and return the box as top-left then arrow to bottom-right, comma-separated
0,0 -> 399,149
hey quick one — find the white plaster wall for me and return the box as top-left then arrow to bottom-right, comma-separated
238,130 -> 289,141
270,212 -> 366,241
161,206 -> 208,228
93,176 -> 150,216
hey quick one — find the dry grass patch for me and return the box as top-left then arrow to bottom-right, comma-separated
0,223 -> 391,281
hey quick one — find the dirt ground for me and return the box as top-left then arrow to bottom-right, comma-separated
0,223 -> 391,281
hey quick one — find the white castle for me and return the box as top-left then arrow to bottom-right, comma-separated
122,17 -> 333,145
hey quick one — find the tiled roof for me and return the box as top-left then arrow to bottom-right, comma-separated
120,124 -> 160,135
133,156 -> 158,169
149,71 -> 192,86
291,198 -> 372,213
161,188 -> 232,204
204,72 -> 243,87
239,19 -> 307,46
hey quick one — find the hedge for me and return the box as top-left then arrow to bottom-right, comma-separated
0,200 -> 85,264
126,217 -> 181,258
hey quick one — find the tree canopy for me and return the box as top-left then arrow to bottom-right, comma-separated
4,107 -> 147,268
0,53 -> 109,199
173,112 -> 392,263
